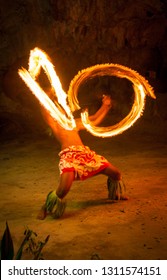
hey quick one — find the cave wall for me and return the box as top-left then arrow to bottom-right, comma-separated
0,0 -> 167,138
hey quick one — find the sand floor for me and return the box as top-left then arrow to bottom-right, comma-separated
0,123 -> 167,260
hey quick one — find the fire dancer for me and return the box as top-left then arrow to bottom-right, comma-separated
37,94 -> 127,220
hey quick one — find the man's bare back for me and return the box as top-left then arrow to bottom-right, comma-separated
42,110 -> 84,149
42,94 -> 112,149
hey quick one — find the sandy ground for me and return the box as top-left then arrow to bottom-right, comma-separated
0,120 -> 167,260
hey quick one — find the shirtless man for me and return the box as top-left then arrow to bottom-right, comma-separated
37,94 -> 127,220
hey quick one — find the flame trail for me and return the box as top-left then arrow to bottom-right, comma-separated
18,48 -> 76,130
68,64 -> 156,137
18,48 -> 155,137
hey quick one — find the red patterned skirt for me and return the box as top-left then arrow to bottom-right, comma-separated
58,145 -> 110,180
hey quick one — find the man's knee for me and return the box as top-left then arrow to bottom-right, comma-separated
108,164 -> 122,181
112,170 -> 121,181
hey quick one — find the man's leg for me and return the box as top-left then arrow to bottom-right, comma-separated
56,171 -> 75,199
37,171 -> 75,220
100,163 -> 128,200
100,163 -> 121,180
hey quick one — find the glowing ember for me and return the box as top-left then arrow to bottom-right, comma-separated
18,47 -> 156,137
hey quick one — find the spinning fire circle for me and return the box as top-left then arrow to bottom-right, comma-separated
68,63 -> 156,137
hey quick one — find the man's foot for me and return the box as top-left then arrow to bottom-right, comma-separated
37,205 -> 47,220
115,193 -> 129,200
51,199 -> 66,219
107,177 -> 128,200
37,191 -> 66,220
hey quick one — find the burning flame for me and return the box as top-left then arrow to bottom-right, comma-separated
68,63 -> 156,137
18,48 -> 76,130
18,47 -> 156,137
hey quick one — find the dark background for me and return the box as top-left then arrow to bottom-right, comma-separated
0,0 -> 167,140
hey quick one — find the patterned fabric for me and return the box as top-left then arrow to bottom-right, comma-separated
59,145 -> 110,180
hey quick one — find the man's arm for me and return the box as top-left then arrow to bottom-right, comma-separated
89,95 -> 112,121
75,95 -> 112,131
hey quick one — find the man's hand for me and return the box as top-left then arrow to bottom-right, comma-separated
102,95 -> 112,108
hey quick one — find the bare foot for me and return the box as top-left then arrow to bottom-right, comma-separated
116,194 -> 129,200
51,199 -> 66,219
37,205 -> 47,220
